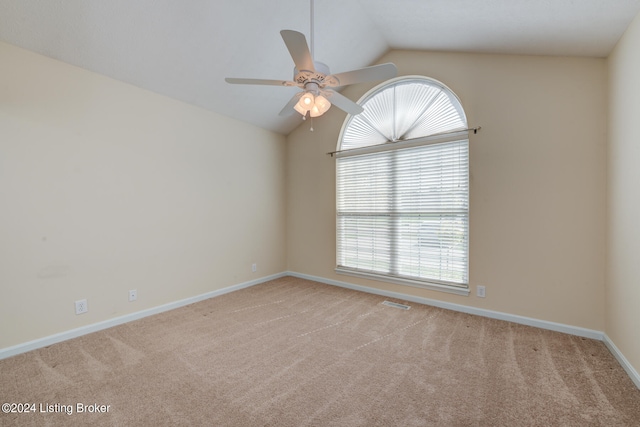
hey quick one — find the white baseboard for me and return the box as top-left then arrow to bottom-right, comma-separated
4,270 -> 638,391
286,271 -> 604,340
603,334 -> 640,389
0,272 -> 287,361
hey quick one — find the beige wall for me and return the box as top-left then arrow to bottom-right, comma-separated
0,42 -> 287,349
607,12 -> 640,376
0,38 -> 619,358
287,50 -> 607,331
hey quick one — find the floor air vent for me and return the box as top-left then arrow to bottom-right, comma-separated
382,301 -> 411,310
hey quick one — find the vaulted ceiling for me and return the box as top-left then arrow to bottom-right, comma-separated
2,0 -> 639,135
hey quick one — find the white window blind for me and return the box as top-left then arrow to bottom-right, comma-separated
336,77 -> 469,293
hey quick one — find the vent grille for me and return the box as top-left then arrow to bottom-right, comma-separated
382,300 -> 411,310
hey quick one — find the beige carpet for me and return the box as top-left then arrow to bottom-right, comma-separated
1,276 -> 639,426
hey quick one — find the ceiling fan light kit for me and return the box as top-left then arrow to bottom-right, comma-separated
293,82 -> 331,118
225,0 -> 397,120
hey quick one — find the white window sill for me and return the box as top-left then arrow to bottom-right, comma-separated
335,267 -> 470,296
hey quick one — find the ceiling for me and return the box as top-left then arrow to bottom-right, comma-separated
1,0 -> 639,135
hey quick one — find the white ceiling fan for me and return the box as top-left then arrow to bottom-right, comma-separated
225,0 -> 397,119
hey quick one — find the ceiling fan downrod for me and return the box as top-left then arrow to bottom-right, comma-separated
310,0 -> 315,60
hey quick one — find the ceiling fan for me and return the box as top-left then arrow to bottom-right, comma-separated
225,0 -> 397,119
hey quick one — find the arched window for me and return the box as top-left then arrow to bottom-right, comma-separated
335,76 -> 469,295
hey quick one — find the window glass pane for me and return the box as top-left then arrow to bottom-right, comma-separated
337,215 -> 392,274
395,213 -> 468,283
337,153 -> 392,212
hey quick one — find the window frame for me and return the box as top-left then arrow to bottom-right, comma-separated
335,76 -> 470,296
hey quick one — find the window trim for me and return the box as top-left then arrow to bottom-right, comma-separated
332,129 -> 469,159
335,76 -> 470,296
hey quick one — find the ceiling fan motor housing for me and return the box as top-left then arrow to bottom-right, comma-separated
294,61 -> 339,88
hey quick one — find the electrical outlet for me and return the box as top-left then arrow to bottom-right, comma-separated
75,299 -> 88,315
477,285 -> 486,298
252,263 -> 257,273
129,289 -> 137,302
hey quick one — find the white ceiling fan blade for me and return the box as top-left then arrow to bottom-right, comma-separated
323,89 -> 364,115
326,63 -> 398,87
280,30 -> 315,72
225,77 -> 297,87
279,92 -> 304,116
